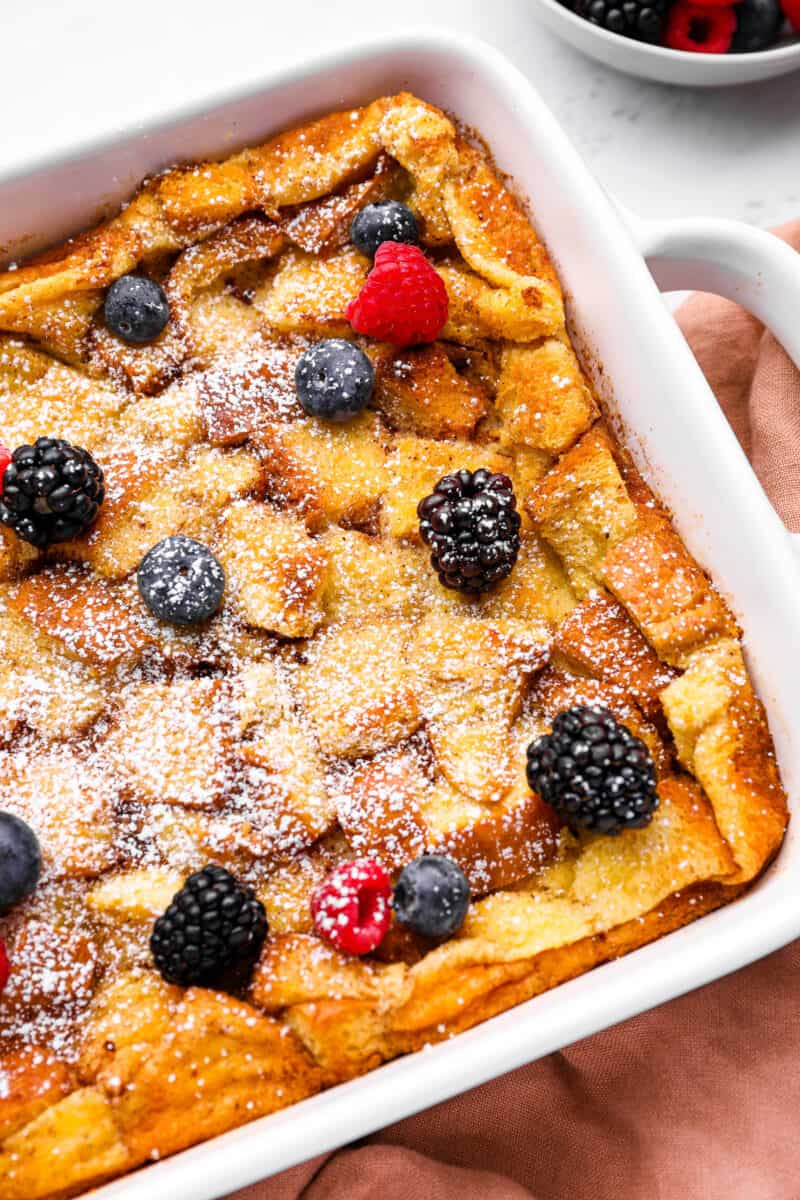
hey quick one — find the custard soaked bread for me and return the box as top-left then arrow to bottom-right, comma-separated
0,93 -> 787,1199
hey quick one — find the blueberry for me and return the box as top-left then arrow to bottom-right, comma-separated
295,339 -> 374,421
104,275 -> 170,344
392,855 -> 470,939
0,812 -> 42,911
350,201 -> 419,258
731,0 -> 782,50
137,536 -> 225,626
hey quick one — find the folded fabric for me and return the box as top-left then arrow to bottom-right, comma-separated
232,220 -> 800,1200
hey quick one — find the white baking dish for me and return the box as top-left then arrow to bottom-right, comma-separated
2,30 -> 799,1200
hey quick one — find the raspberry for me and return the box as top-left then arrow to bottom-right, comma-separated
779,0 -> 800,25
663,1 -> 737,49
0,446 -> 11,484
0,940 -> 8,993
345,243 -> 448,348
311,859 -> 392,955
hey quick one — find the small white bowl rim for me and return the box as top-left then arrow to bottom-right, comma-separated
532,0 -> 800,65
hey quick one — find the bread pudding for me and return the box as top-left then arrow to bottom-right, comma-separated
0,92 -> 787,1200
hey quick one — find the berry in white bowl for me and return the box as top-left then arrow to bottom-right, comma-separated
529,0 -> 800,83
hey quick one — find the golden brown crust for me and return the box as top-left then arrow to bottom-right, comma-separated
552,588 -> 678,726
0,92 -> 787,1198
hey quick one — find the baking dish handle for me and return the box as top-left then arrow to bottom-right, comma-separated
629,213 -> 800,370
627,211 -> 800,565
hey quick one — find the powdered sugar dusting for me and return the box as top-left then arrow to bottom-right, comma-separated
0,93 -> 783,1185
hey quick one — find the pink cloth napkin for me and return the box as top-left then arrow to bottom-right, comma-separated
231,221 -> 800,1200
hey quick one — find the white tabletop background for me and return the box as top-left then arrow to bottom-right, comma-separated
3,0 -> 798,229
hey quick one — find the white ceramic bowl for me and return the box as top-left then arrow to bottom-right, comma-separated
3,30 -> 800,1200
528,0 -> 800,85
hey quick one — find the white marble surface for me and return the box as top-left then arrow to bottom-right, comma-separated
3,0 -> 799,229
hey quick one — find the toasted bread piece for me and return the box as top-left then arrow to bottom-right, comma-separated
11,566 -> 151,667
253,99 -> 386,207
661,639 -> 787,881
438,262 -> 559,346
87,868 -> 185,922
496,340 -> 597,455
0,1087 -> 129,1200
294,618 -> 421,758
0,525 -> 40,583
0,337 -> 124,451
0,607 -> 107,742
453,529 -> 575,627
336,746 -> 431,871
252,931 -> 412,1012
61,444 -> 263,580
426,689 -> 519,806
218,500 -> 328,637
528,425 -> 639,595
603,524 -> 738,666
105,679 -> 233,808
440,144 -> 564,341
422,771 -> 560,893
506,444 -> 554,515
2,922 -> 99,1016
553,588 -> 677,723
445,141 -> 559,284
259,411 -> 388,530
373,343 -> 488,439
412,611 -> 551,689
258,834 -> 351,936
81,973 -> 322,1163
185,284 -> 269,363
280,154 -> 402,255
1,749 -> 116,879
255,246 -> 367,337
337,737 -> 558,893
194,340 -> 304,447
232,661 -> 335,851
88,314 -> 186,397
411,612 -> 550,804
321,527 -> 431,621
0,1047 -> 73,1142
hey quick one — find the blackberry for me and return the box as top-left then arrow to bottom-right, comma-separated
417,468 -> 521,594
527,705 -> 658,836
151,865 -> 268,987
0,438 -> 104,548
104,274 -> 170,344
351,200 -> 419,258
137,536 -> 225,626
393,855 -> 470,939
571,0 -> 669,42
295,338 -> 374,421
